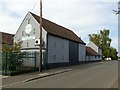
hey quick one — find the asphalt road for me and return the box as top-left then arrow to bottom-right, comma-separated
3,61 -> 119,88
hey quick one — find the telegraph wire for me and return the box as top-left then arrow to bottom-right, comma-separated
31,0 -> 39,11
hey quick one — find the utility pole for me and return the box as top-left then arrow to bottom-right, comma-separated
39,0 -> 42,72
118,1 -> 120,59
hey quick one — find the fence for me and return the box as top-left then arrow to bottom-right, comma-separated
2,52 -> 39,76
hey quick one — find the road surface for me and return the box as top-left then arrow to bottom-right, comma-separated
3,61 -> 119,88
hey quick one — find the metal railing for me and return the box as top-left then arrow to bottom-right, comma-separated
2,52 -> 39,76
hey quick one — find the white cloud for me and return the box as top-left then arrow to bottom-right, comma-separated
0,0 -> 118,50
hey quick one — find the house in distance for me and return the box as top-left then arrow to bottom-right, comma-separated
86,42 -> 102,61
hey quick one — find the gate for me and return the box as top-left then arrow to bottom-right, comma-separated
2,52 -> 39,76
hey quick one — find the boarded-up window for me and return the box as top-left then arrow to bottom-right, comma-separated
62,44 -> 64,49
54,55 -> 56,60
54,42 -> 56,48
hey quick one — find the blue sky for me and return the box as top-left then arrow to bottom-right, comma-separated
0,0 -> 119,54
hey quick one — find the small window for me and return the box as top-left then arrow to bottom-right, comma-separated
28,19 -> 30,24
54,42 -> 56,48
95,56 -> 97,58
98,56 -> 100,58
33,29 -> 35,34
27,42 -> 29,47
22,31 -> 24,36
54,55 -> 56,60
62,44 -> 64,49
18,39 -> 20,42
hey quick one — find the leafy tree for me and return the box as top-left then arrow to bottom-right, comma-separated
2,42 -> 25,71
109,47 -> 118,60
89,29 -> 118,60
2,42 -> 22,52
89,34 -> 100,46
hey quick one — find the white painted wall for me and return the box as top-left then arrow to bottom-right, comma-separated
79,44 -> 86,61
14,12 -> 48,67
14,12 -> 47,52
48,35 -> 69,64
14,12 -> 40,49
87,42 -> 102,61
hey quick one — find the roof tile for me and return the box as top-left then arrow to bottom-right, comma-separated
86,46 -> 100,56
30,12 -> 86,44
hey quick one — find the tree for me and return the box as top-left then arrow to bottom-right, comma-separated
89,34 -> 100,47
89,29 -> 118,60
2,42 -> 25,71
109,47 -> 118,60
2,42 -> 22,52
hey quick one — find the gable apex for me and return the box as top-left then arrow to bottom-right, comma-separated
30,12 -> 86,45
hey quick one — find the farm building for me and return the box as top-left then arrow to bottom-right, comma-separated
14,12 -> 86,69
86,42 -> 102,61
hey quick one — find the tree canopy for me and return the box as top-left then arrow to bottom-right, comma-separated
2,42 -> 22,52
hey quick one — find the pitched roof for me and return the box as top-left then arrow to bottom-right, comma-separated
86,46 -> 100,56
0,32 -> 14,45
30,12 -> 86,45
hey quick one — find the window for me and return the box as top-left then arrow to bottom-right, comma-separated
62,44 -> 64,49
54,55 -> 56,60
98,56 -> 100,58
33,29 -> 35,34
54,42 -> 56,48
18,39 -> 20,42
27,42 -> 29,47
95,56 -> 97,58
28,19 -> 30,24
22,31 -> 24,36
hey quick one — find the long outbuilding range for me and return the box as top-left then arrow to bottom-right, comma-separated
86,42 -> 102,61
14,12 -> 86,69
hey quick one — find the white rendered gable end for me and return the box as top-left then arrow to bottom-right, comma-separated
87,41 -> 99,53
14,12 -> 39,43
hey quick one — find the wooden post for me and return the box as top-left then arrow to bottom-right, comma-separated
39,0 -> 42,72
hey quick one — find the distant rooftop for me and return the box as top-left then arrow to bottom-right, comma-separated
86,46 -> 100,56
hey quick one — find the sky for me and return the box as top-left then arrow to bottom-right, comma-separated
0,0 -> 119,54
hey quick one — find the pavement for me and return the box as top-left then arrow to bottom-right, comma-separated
2,67 -> 73,88
0,75 -> 9,79
1,61 -> 103,88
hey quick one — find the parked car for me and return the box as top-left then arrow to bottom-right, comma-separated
104,58 -> 111,61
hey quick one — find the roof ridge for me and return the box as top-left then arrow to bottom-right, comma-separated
30,12 -> 76,33
86,46 -> 100,56
0,31 -> 14,35
30,12 -> 85,44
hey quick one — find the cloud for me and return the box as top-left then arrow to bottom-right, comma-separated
0,0 -> 118,50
